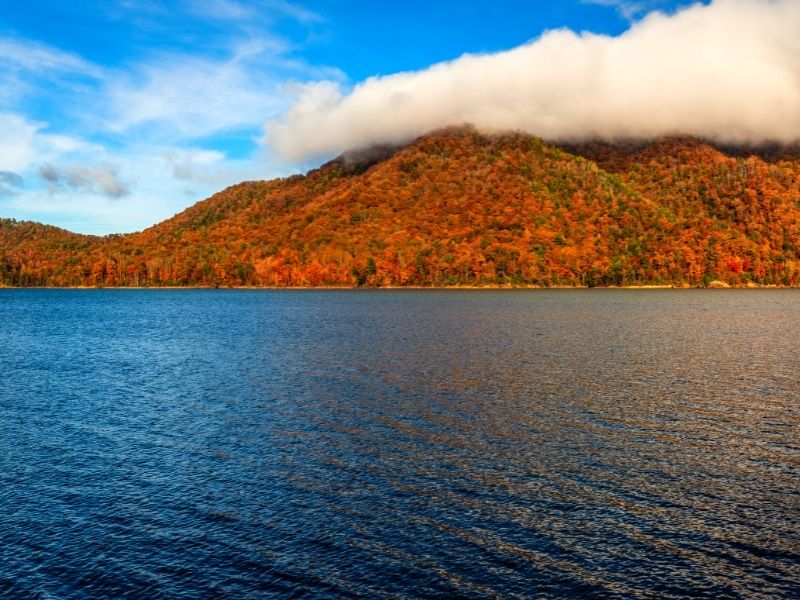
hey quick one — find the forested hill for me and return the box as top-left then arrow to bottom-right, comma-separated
3,128 -> 800,288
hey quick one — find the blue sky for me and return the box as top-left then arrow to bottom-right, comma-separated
0,0 -> 715,233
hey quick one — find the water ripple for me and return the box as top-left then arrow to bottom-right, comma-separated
1,289 -> 799,598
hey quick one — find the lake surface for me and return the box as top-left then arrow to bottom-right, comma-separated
0,289 -> 798,598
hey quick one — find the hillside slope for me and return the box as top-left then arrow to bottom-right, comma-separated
2,128 -> 800,287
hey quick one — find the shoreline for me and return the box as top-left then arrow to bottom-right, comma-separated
0,283 -> 792,290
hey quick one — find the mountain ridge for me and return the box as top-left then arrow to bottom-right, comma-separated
3,127 -> 800,288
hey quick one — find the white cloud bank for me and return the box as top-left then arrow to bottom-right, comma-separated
266,0 -> 800,161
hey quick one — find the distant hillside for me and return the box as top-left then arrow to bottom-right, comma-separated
2,128 -> 800,287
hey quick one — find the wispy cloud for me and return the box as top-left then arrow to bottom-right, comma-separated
0,1 -> 329,233
97,23 -> 342,142
0,37 -> 104,110
186,0 -> 323,24
0,37 -> 103,77
104,49 -> 287,139
0,171 -> 24,197
581,0 -> 687,20
163,148 -> 226,182
0,4 -> 331,143
186,0 -> 322,23
263,0 -> 323,24
0,113 -> 91,172
39,163 -> 130,199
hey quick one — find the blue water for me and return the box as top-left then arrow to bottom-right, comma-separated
1,289 -> 799,598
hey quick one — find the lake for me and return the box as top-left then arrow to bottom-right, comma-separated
0,289 -> 798,598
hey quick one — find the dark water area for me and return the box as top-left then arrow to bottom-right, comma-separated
1,289 -> 799,599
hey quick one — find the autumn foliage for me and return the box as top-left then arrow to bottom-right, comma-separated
3,128 -> 800,287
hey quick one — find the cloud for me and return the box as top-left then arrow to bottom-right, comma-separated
101,33 -> 343,143
0,171 -> 24,196
0,37 -> 103,107
163,148 -> 226,182
0,37 -> 103,77
103,38 -> 320,140
0,30 -> 313,233
266,0 -> 800,161
581,0 -> 679,20
262,0 -> 323,24
0,114 -> 41,171
189,0 -> 255,21
0,113 -> 91,172
39,163 -> 130,198
94,0 -> 329,144
187,0 -> 322,24
0,172 -> 23,186
0,1 -> 331,234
